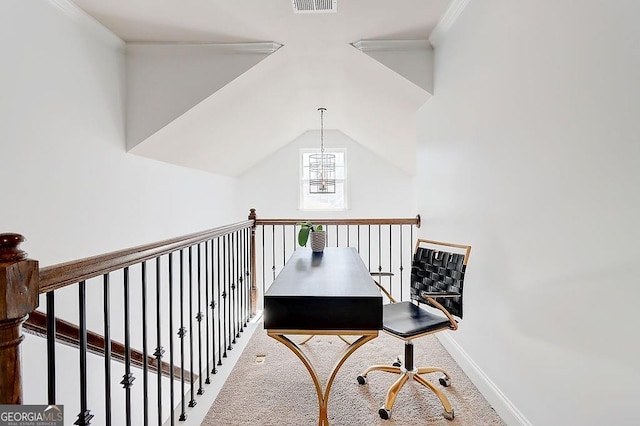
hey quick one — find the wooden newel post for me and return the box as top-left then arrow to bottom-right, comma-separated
0,233 -> 39,404
248,208 -> 257,316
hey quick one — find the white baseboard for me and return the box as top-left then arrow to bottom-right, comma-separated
436,333 -> 532,426
164,311 -> 263,426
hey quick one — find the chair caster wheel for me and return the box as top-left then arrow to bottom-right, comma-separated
356,375 -> 367,385
392,356 -> 402,367
443,409 -> 455,420
439,376 -> 451,387
378,408 -> 392,420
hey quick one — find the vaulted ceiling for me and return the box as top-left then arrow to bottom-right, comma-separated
71,0 -> 454,176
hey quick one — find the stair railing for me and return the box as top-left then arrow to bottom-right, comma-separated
250,209 -> 421,312
0,218 -> 254,425
0,208 -> 420,425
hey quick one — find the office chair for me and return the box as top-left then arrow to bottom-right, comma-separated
357,238 -> 472,420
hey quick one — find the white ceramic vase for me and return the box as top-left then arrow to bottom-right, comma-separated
310,231 -> 326,253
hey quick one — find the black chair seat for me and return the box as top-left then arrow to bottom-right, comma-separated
382,301 -> 452,338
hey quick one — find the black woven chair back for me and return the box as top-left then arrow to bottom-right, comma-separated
410,246 -> 466,318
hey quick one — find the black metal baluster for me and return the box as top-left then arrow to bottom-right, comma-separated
357,225 -> 361,253
399,225 -> 404,301
168,253 -> 175,426
378,225 -> 382,279
103,274 -> 112,426
178,250 -> 187,421
247,228 -> 252,322
368,225 -> 372,272
261,226 -> 265,300
236,231 -> 241,337
347,225 -> 350,247
239,229 -> 245,328
155,257 -> 164,426
229,233 -> 237,345
242,228 -> 247,327
335,224 -> 339,247
226,235 -> 233,351
204,241 -> 211,383
271,225 -> 276,281
121,267 -> 134,426
410,224 -> 415,301
211,238 -> 218,374
239,229 -> 245,332
75,280 -> 93,425
293,224 -> 297,251
248,227 -> 252,321
196,244 -> 204,396
188,247 -> 196,408
46,292 -> 56,405
389,225 -> 393,299
222,236 -> 228,358
247,228 -> 251,323
142,262 -> 149,426
217,238 -> 223,365
282,225 -> 286,267
233,231 -> 242,344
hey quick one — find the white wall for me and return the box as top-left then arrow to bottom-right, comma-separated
126,43 -> 275,150
0,0 -> 243,266
358,42 -> 434,93
1,1 -> 243,424
238,129 -> 416,219
418,1 -> 640,425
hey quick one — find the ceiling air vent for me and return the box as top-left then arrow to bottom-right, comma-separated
292,0 -> 337,14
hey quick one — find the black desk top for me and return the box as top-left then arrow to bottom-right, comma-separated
264,247 -> 383,331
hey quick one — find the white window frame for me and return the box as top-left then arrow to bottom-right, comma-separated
299,148 -> 348,211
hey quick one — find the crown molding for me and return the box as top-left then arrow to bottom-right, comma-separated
351,39 -> 431,52
126,41 -> 283,54
48,0 -> 124,46
49,0 -> 85,19
429,0 -> 471,48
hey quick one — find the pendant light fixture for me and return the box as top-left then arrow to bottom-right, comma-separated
309,107 -> 336,194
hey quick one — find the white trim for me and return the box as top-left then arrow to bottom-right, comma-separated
164,312 -> 263,426
351,39 -> 432,52
48,0 -> 86,19
428,0 -> 471,48
126,41 -> 283,54
47,0 -> 124,46
436,333 -> 532,426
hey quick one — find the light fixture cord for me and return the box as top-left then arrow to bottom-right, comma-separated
319,108 -> 326,187
320,108 -> 325,155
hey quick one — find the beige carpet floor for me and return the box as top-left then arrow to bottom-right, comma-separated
204,325 -> 505,426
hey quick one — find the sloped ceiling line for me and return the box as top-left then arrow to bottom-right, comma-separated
351,39 -> 434,93
75,0 -> 456,177
428,0 -> 471,47
125,42 -> 281,150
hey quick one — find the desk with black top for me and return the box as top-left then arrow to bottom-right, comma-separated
264,247 -> 383,426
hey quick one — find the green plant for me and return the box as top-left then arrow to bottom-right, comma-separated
297,221 -> 324,247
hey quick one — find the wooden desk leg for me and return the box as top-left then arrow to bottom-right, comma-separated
268,332 -> 377,426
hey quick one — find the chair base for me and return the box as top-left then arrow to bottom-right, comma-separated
356,341 -> 455,420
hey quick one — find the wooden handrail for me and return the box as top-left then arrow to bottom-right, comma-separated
1,210 -> 422,407
39,220 -> 253,293
24,311 -> 195,382
255,215 -> 421,227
